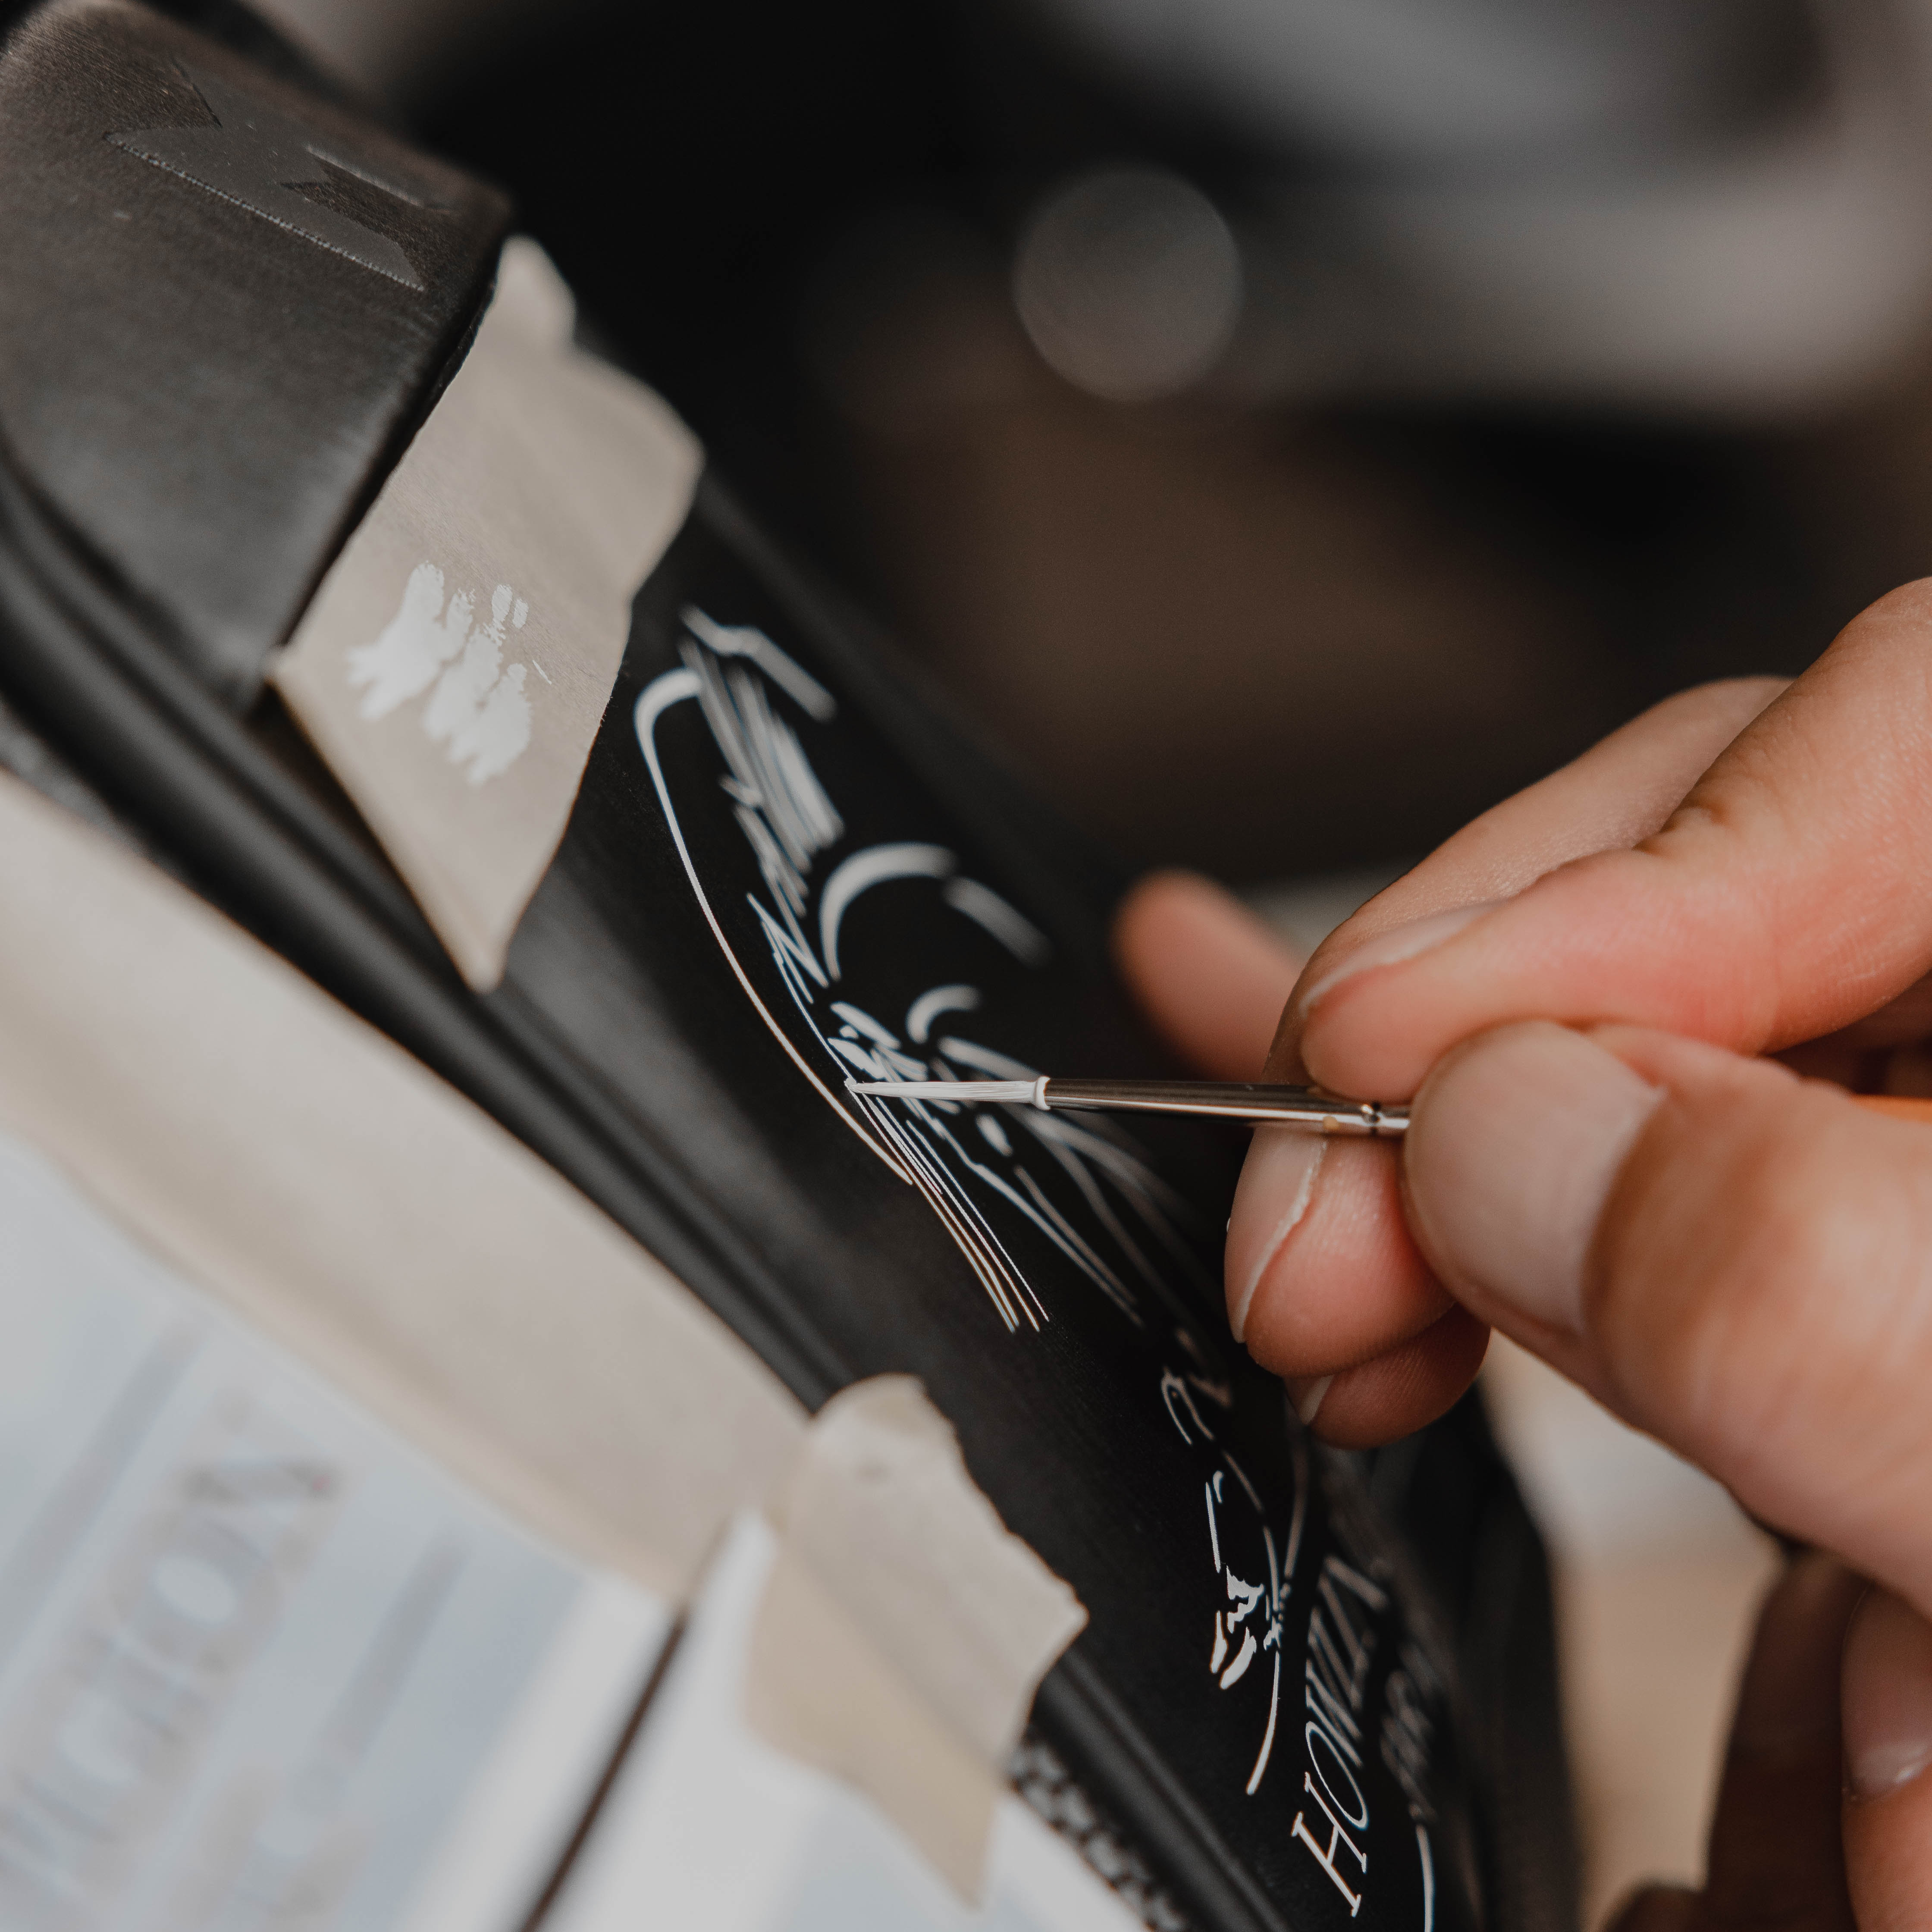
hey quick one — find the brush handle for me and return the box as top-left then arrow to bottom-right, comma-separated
857,1079 -> 1932,1133
1038,1082 -> 1932,1135
1041,1079 -> 1409,1136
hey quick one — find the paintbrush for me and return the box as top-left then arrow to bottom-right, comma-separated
848,1076 -> 1932,1137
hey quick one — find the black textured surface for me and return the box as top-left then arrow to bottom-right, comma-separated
0,0 -> 508,704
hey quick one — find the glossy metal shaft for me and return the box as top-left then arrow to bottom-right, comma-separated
847,1076 -> 1410,1136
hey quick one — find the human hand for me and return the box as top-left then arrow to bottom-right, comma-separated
1115,670 -> 1801,1449
1113,587 -> 1932,1922
1603,1552 -> 1932,1932
1120,589 -> 1932,1545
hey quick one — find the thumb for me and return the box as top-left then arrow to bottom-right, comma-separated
1402,1021 -> 1932,1618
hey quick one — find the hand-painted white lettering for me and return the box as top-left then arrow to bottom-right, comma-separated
1292,1771 -> 1368,1916
635,610 -> 1225,1346
1306,1719 -> 1371,1829
1175,1374 -> 1302,1799
1293,1551 -> 1390,1906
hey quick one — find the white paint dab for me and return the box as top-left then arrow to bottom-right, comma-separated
348,563 -> 535,785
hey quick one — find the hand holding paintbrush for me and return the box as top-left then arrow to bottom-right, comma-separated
1120,613 -> 1932,1923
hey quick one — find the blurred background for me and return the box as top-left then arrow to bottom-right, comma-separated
265,0 -> 1932,883
253,0 -> 1901,1911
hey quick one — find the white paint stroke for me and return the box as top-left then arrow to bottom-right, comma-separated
906,983 -> 979,1044
632,669 -> 903,1180
943,875 -> 1051,966
818,843 -> 956,980
682,606 -> 835,721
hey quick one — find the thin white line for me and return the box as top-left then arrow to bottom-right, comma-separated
633,671 -> 903,1180
1222,1449 -> 1263,1515
1283,1428 -> 1310,1588
866,1101 -> 1020,1329
1245,1651 -> 1281,1795
896,1108 -> 1041,1330
682,605 -> 836,720
1418,1823 -> 1436,1932
874,1099 -> 1043,1332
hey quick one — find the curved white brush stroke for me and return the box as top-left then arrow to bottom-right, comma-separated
681,605 -> 836,720
943,875 -> 1051,965
634,668 -> 906,1180
818,843 -> 956,980
905,983 -> 980,1044
1245,1652 -> 1282,1797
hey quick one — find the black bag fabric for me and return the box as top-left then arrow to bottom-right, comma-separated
0,5 -> 1581,1929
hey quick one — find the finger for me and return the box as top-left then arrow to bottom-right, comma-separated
1701,1551 -> 1862,1930
1286,1305 -> 1489,1449
1113,870 -> 1301,1081
1775,969 -> 1932,1093
1228,1129 -> 1452,1403
1110,876 -> 1462,1424
1299,590 -> 1932,1099
1224,678 -> 1783,1440
1401,1018 -> 1932,1615
1264,674 -> 1788,1082
1842,1587 -> 1932,1932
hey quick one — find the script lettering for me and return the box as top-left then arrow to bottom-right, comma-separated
1291,1771 -> 1367,1916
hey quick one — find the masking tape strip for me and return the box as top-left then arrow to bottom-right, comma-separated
272,238 -> 702,990
748,1377 -> 1088,1898
0,772 -> 803,1598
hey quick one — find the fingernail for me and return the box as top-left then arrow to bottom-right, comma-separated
1296,901 -> 1505,1018
1730,1551 -> 1862,1753
1288,1374 -> 1334,1427
1405,1022 -> 1661,1334
1844,1587 -> 1932,1797
1225,1126 -> 1327,1342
